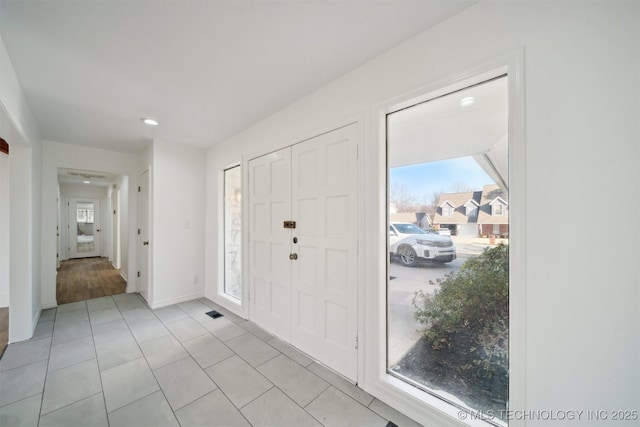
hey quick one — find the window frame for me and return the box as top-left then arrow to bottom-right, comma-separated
360,54 -> 526,427
466,201 -> 479,217
222,164 -> 242,301
216,162 -> 245,313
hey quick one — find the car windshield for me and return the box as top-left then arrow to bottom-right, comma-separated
393,223 -> 427,234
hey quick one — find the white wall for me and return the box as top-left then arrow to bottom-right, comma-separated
0,34 -> 43,343
149,139 -> 206,308
8,146 -> 34,342
0,149 -> 8,308
30,132 -> 42,331
206,1 -> 639,425
41,141 -> 139,308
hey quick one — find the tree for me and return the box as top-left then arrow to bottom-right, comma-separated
389,183 -> 418,212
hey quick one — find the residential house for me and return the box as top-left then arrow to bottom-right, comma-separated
477,184 -> 509,237
433,190 -> 483,236
433,185 -> 509,237
0,2 -> 637,426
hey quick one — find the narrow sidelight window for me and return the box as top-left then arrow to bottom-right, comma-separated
223,165 -> 242,299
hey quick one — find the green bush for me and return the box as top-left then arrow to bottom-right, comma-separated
412,244 -> 509,378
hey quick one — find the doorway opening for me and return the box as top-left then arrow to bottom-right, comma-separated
56,168 -> 129,304
386,76 -> 509,422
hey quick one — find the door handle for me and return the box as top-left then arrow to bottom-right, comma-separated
96,229 -> 101,232
143,241 -> 149,246
289,253 -> 298,260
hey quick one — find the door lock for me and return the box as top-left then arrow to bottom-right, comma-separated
293,237 -> 298,244
143,241 -> 149,246
289,253 -> 298,260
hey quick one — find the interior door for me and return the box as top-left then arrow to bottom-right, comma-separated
248,124 -> 359,382
138,171 -> 150,303
290,125 -> 359,381
249,149 -> 292,340
68,198 -> 101,258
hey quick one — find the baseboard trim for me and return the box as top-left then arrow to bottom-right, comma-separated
149,292 -> 204,310
41,300 -> 58,309
120,271 -> 128,282
31,308 -> 42,337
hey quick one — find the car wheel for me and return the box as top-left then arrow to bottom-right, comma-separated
398,246 -> 417,267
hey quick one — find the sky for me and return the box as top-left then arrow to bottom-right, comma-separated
389,156 -> 494,202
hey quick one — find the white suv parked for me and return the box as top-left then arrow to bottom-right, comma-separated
389,222 -> 456,267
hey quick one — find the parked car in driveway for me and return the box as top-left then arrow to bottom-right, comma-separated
389,222 -> 457,267
438,227 -> 451,236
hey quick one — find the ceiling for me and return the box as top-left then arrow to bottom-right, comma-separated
0,1 -> 476,154
388,76 -> 508,190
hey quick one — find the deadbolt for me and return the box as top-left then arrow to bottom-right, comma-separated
143,241 -> 149,246
293,237 -> 298,244
289,253 -> 298,260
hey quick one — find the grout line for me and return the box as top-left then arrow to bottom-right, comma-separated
37,306 -> 57,420
30,294 -> 388,427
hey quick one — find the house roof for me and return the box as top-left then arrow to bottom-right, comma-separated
433,190 -> 482,225
389,212 -> 432,226
433,184 -> 508,225
477,184 -> 508,225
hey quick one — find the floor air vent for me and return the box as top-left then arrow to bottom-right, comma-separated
205,310 -> 224,319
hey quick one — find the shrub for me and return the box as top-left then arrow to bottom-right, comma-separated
412,244 -> 509,378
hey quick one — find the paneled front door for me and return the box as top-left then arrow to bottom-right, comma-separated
249,124 -> 359,381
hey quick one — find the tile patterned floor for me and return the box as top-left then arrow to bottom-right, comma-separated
0,294 -> 422,427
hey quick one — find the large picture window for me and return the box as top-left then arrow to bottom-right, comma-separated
387,76 -> 509,424
223,165 -> 242,300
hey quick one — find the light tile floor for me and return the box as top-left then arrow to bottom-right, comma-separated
0,294 -> 422,427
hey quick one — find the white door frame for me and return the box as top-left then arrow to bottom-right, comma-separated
68,197 -> 102,259
112,188 -> 121,269
138,169 -> 151,302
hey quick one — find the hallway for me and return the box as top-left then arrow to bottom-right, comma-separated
0,294 -> 418,427
56,258 -> 126,305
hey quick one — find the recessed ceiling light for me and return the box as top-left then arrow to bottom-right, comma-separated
141,118 -> 159,126
83,180 -> 90,184
460,96 -> 475,107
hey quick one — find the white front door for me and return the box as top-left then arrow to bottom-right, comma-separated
249,124 -> 359,381
249,149 -> 293,341
68,198 -> 101,258
290,125 -> 359,381
138,170 -> 150,302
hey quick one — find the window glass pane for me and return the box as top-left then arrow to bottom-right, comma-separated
224,165 -> 242,300
387,76 -> 509,422
76,202 -> 95,252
